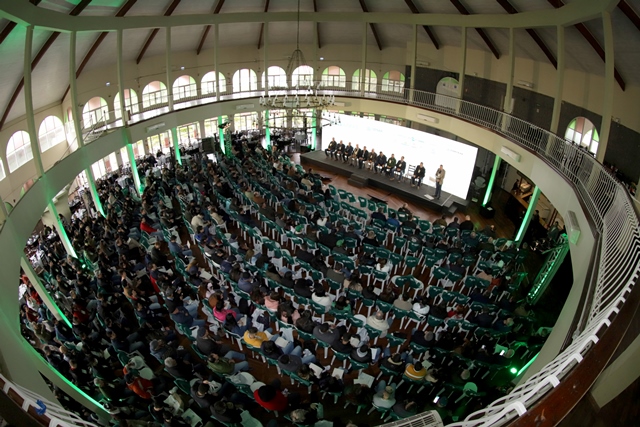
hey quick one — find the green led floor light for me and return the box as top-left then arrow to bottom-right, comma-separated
218,116 -> 225,154
172,127 -> 182,166
516,353 -> 539,377
509,367 -> 518,375
126,144 -> 144,195
482,156 -> 501,207
515,186 -> 541,245
265,110 -> 271,149
311,113 -> 317,150
86,169 -> 105,217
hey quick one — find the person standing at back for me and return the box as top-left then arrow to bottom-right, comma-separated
435,165 -> 446,199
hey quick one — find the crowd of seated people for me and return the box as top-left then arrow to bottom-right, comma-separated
18,136 -> 549,426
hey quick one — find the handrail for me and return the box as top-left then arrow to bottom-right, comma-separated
0,373 -> 101,427
8,81 -> 639,427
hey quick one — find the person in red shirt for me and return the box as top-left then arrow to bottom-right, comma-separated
140,217 -> 158,234
124,372 -> 154,400
254,385 -> 288,412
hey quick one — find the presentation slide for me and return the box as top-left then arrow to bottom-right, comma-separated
324,114 -> 478,199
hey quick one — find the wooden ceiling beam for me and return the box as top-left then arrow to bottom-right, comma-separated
135,0 -> 181,64
0,0 -> 42,46
60,0 -> 138,100
358,0 -> 382,51
618,1 -> 640,33
547,0 -> 625,90
196,0 -> 225,55
313,0 -> 321,49
403,0 -> 440,49
496,0 -> 557,68
0,0 -> 92,129
257,0 -> 270,50
449,0 -> 500,59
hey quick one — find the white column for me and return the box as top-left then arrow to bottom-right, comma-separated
264,22 -> 269,95
409,24 -> 417,102
313,21 -> 318,84
214,24 -> 220,100
504,28 -> 516,114
166,27 -> 173,111
69,32 -> 84,149
550,26 -> 565,135
597,11 -> 614,162
24,25 -> 44,177
360,21 -> 367,96
458,27 -> 467,104
116,29 -> 128,124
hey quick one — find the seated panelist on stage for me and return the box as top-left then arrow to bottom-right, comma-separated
349,144 -> 362,166
391,156 -> 406,181
411,162 -> 426,188
342,142 -> 354,163
359,146 -> 369,169
335,140 -> 345,161
325,138 -> 337,159
383,154 -> 397,176
375,152 -> 387,174
366,149 -> 377,170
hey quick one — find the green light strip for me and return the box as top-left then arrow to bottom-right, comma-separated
126,144 -> 144,194
265,110 -> 271,149
50,202 -> 77,259
515,186 -> 541,245
218,116 -> 225,154
86,169 -> 105,217
482,155 -> 501,207
20,256 -> 72,329
26,341 -> 106,411
516,352 -> 539,377
172,127 -> 182,166
311,112 -> 317,150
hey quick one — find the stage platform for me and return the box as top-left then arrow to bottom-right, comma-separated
300,150 -> 470,214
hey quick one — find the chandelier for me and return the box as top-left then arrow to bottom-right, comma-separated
259,0 -> 335,111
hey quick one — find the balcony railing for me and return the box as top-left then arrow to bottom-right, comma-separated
16,81 -> 640,426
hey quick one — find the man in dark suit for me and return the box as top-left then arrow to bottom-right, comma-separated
335,140 -> 345,162
343,142 -> 354,163
359,146 -> 369,169
325,137 -> 337,159
392,156 -> 406,181
411,162 -> 426,188
375,152 -> 387,174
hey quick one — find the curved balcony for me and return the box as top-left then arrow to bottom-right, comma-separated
5,82 -> 640,427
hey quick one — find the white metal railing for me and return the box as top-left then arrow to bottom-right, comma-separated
0,373 -> 101,427
15,81 -> 640,427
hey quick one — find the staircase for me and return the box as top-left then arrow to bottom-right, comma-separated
527,234 -> 570,305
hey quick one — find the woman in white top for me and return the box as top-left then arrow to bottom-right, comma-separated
311,288 -> 333,312
412,297 -> 430,317
376,258 -> 392,274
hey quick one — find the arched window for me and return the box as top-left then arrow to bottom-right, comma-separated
0,159 -> 6,181
6,130 -> 33,172
38,116 -> 66,152
352,69 -> 377,92
114,89 -> 140,119
435,77 -> 461,109
173,75 -> 197,101
82,97 -> 109,128
565,117 -> 600,155
201,72 -> 227,95
292,65 -> 314,88
381,71 -> 405,93
142,81 -> 168,108
261,66 -> 287,89
232,69 -> 258,92
321,66 -> 346,87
